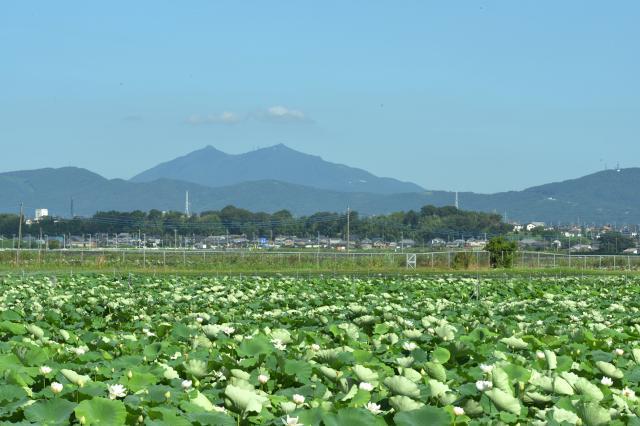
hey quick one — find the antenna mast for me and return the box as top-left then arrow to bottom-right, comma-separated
455,191 -> 459,209
185,191 -> 190,217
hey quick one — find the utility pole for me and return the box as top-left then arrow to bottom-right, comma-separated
346,206 -> 350,254
455,191 -> 459,209
16,203 -> 23,264
174,229 -> 178,249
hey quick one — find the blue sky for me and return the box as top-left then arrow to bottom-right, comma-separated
1,1 -> 638,193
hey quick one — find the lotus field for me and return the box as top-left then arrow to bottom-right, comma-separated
2,274 -> 640,425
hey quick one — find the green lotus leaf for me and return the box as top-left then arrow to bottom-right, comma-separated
280,401 -> 297,414
396,356 -> 414,368
24,398 -> 76,425
544,350 -> 558,370
427,379 -> 449,398
434,324 -> 456,341
268,328 -> 292,344
236,334 -> 272,357
26,324 -> 44,339
224,384 -> 268,414
384,375 -> 421,398
573,378 -> 604,401
389,395 -> 425,412
485,388 -> 522,415
74,397 -> 127,425
156,362 -> 180,380
576,402 -> 612,426
492,367 -> 514,395
595,361 -> 624,379
190,391 -> 216,411
550,407 -> 581,424
424,362 -> 446,382
184,359 -> 208,378
500,336 -> 528,350
403,367 -> 423,383
430,347 -> 451,364
230,369 -> 251,381
352,364 -> 379,385
319,365 -> 343,382
403,329 -> 422,339
524,391 -> 552,403
553,376 -> 575,395
394,405 -> 451,426
61,369 -> 91,387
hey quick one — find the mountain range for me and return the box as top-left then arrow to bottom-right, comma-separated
131,144 -> 423,194
1,145 -> 639,224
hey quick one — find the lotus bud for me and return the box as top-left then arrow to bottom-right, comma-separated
127,370 -> 133,379
164,391 -> 171,399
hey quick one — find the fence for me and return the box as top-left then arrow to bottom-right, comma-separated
1,248 -> 640,272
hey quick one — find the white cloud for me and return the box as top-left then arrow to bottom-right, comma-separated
186,106 -> 311,125
186,111 -> 242,125
264,105 -> 307,122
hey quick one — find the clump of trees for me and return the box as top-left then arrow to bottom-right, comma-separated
0,205 -> 511,244
485,236 -> 517,268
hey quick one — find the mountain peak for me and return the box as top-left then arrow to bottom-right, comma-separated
131,145 -> 424,194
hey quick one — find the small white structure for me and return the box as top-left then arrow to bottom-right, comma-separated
35,208 -> 49,221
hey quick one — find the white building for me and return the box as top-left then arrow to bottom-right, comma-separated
35,208 -> 49,221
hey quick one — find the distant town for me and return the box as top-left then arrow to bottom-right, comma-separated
2,206 -> 638,255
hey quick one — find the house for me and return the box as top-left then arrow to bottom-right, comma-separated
430,238 -> 446,247
622,248 -> 639,255
513,224 -> 524,232
570,244 -> 593,252
35,208 -> 49,221
399,239 -> 415,249
526,222 -> 545,232
359,238 -> 373,250
372,239 -> 387,249
447,239 -> 466,248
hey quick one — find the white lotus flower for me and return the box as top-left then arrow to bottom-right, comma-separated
615,348 -> 624,356
282,415 -> 303,426
476,380 -> 493,392
479,364 -> 494,374
453,406 -> 465,416
359,382 -> 374,391
108,384 -> 127,399
292,394 -> 305,405
272,338 -> 287,351
222,326 -> 235,335
40,365 -> 52,375
365,401 -> 382,415
258,374 -> 269,384
536,351 -> 546,360
170,352 -> 182,360
196,317 -> 203,323
622,387 -> 636,399
311,343 -> 320,351
74,347 -> 86,356
601,376 -> 613,386
402,341 -> 417,351
51,382 -> 63,394
181,380 -> 192,390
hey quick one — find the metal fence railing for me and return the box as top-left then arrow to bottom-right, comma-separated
0,248 -> 639,271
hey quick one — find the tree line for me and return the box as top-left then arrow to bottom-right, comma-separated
0,205 -> 511,243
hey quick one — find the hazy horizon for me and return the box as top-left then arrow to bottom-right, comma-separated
2,1 -> 639,192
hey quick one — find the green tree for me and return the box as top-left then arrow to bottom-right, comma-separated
485,236 -> 517,268
596,232 -> 634,254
